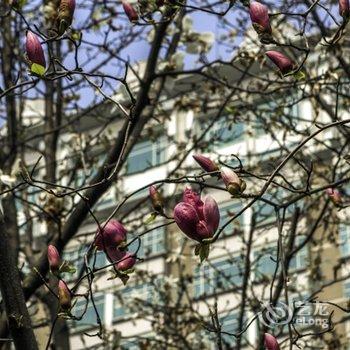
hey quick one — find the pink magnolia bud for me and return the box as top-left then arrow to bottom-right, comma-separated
95,219 -> 127,251
26,31 -> 46,68
122,1 -> 139,22
116,252 -> 136,271
266,51 -> 295,75
47,245 -> 61,271
326,188 -> 342,206
174,190 -> 220,242
193,154 -> 219,174
221,168 -> 245,195
339,0 -> 350,17
250,2 -> 272,35
58,0 -> 76,34
149,185 -> 163,213
264,333 -> 280,350
58,280 -> 72,311
59,0 -> 76,14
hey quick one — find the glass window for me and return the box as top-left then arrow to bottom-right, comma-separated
120,335 -> 155,350
120,340 -> 140,350
193,257 -> 243,298
219,201 -> 244,237
289,241 -> 308,271
129,226 -> 166,258
96,191 -> 114,211
113,282 -> 157,321
254,238 -> 308,281
74,168 -> 90,187
128,187 -> 148,201
126,137 -> 166,175
344,281 -> 350,298
255,197 -> 276,226
63,246 -> 106,281
254,246 -> 277,280
253,97 -> 299,137
200,116 -> 245,149
340,224 -> 350,258
71,293 -> 105,331
200,312 -> 247,347
254,189 -> 296,227
220,312 -> 247,347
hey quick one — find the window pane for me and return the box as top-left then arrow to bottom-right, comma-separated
127,141 -> 153,174
254,238 -> 308,281
254,247 -> 277,279
63,246 -> 106,281
340,224 -> 350,258
194,257 -> 243,298
128,226 -> 166,258
126,138 -> 166,175
71,294 -> 105,331
113,282 -> 160,321
219,201 -> 244,237
253,96 -> 299,137
200,116 -> 245,149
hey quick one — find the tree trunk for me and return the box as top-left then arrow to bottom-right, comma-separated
0,198 -> 38,350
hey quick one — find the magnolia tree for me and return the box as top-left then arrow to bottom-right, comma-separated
0,0 -> 350,349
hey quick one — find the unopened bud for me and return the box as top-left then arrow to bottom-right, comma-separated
250,2 -> 272,35
116,252 -> 136,272
326,188 -> 342,206
47,245 -> 61,272
339,0 -> 350,18
266,50 -> 295,76
26,31 -> 46,68
58,280 -> 72,311
149,185 -> 163,213
264,333 -> 280,350
57,0 -> 76,35
221,168 -> 245,195
193,154 -> 219,174
122,1 -> 138,22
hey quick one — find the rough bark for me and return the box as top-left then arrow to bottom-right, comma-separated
0,198 -> 38,350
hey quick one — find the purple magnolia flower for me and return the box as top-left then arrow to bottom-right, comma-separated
116,252 -> 136,271
193,154 -> 219,173
326,188 -> 342,205
339,0 -> 350,18
47,245 -> 61,271
105,247 -> 136,272
174,188 -> 220,242
266,51 -> 295,75
122,1 -> 139,22
250,2 -> 272,35
149,185 -> 163,212
221,167 -> 246,195
264,333 -> 280,350
26,31 -> 46,68
95,219 -> 127,251
58,280 -> 72,311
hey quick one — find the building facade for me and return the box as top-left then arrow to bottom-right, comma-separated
19,57 -> 350,350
